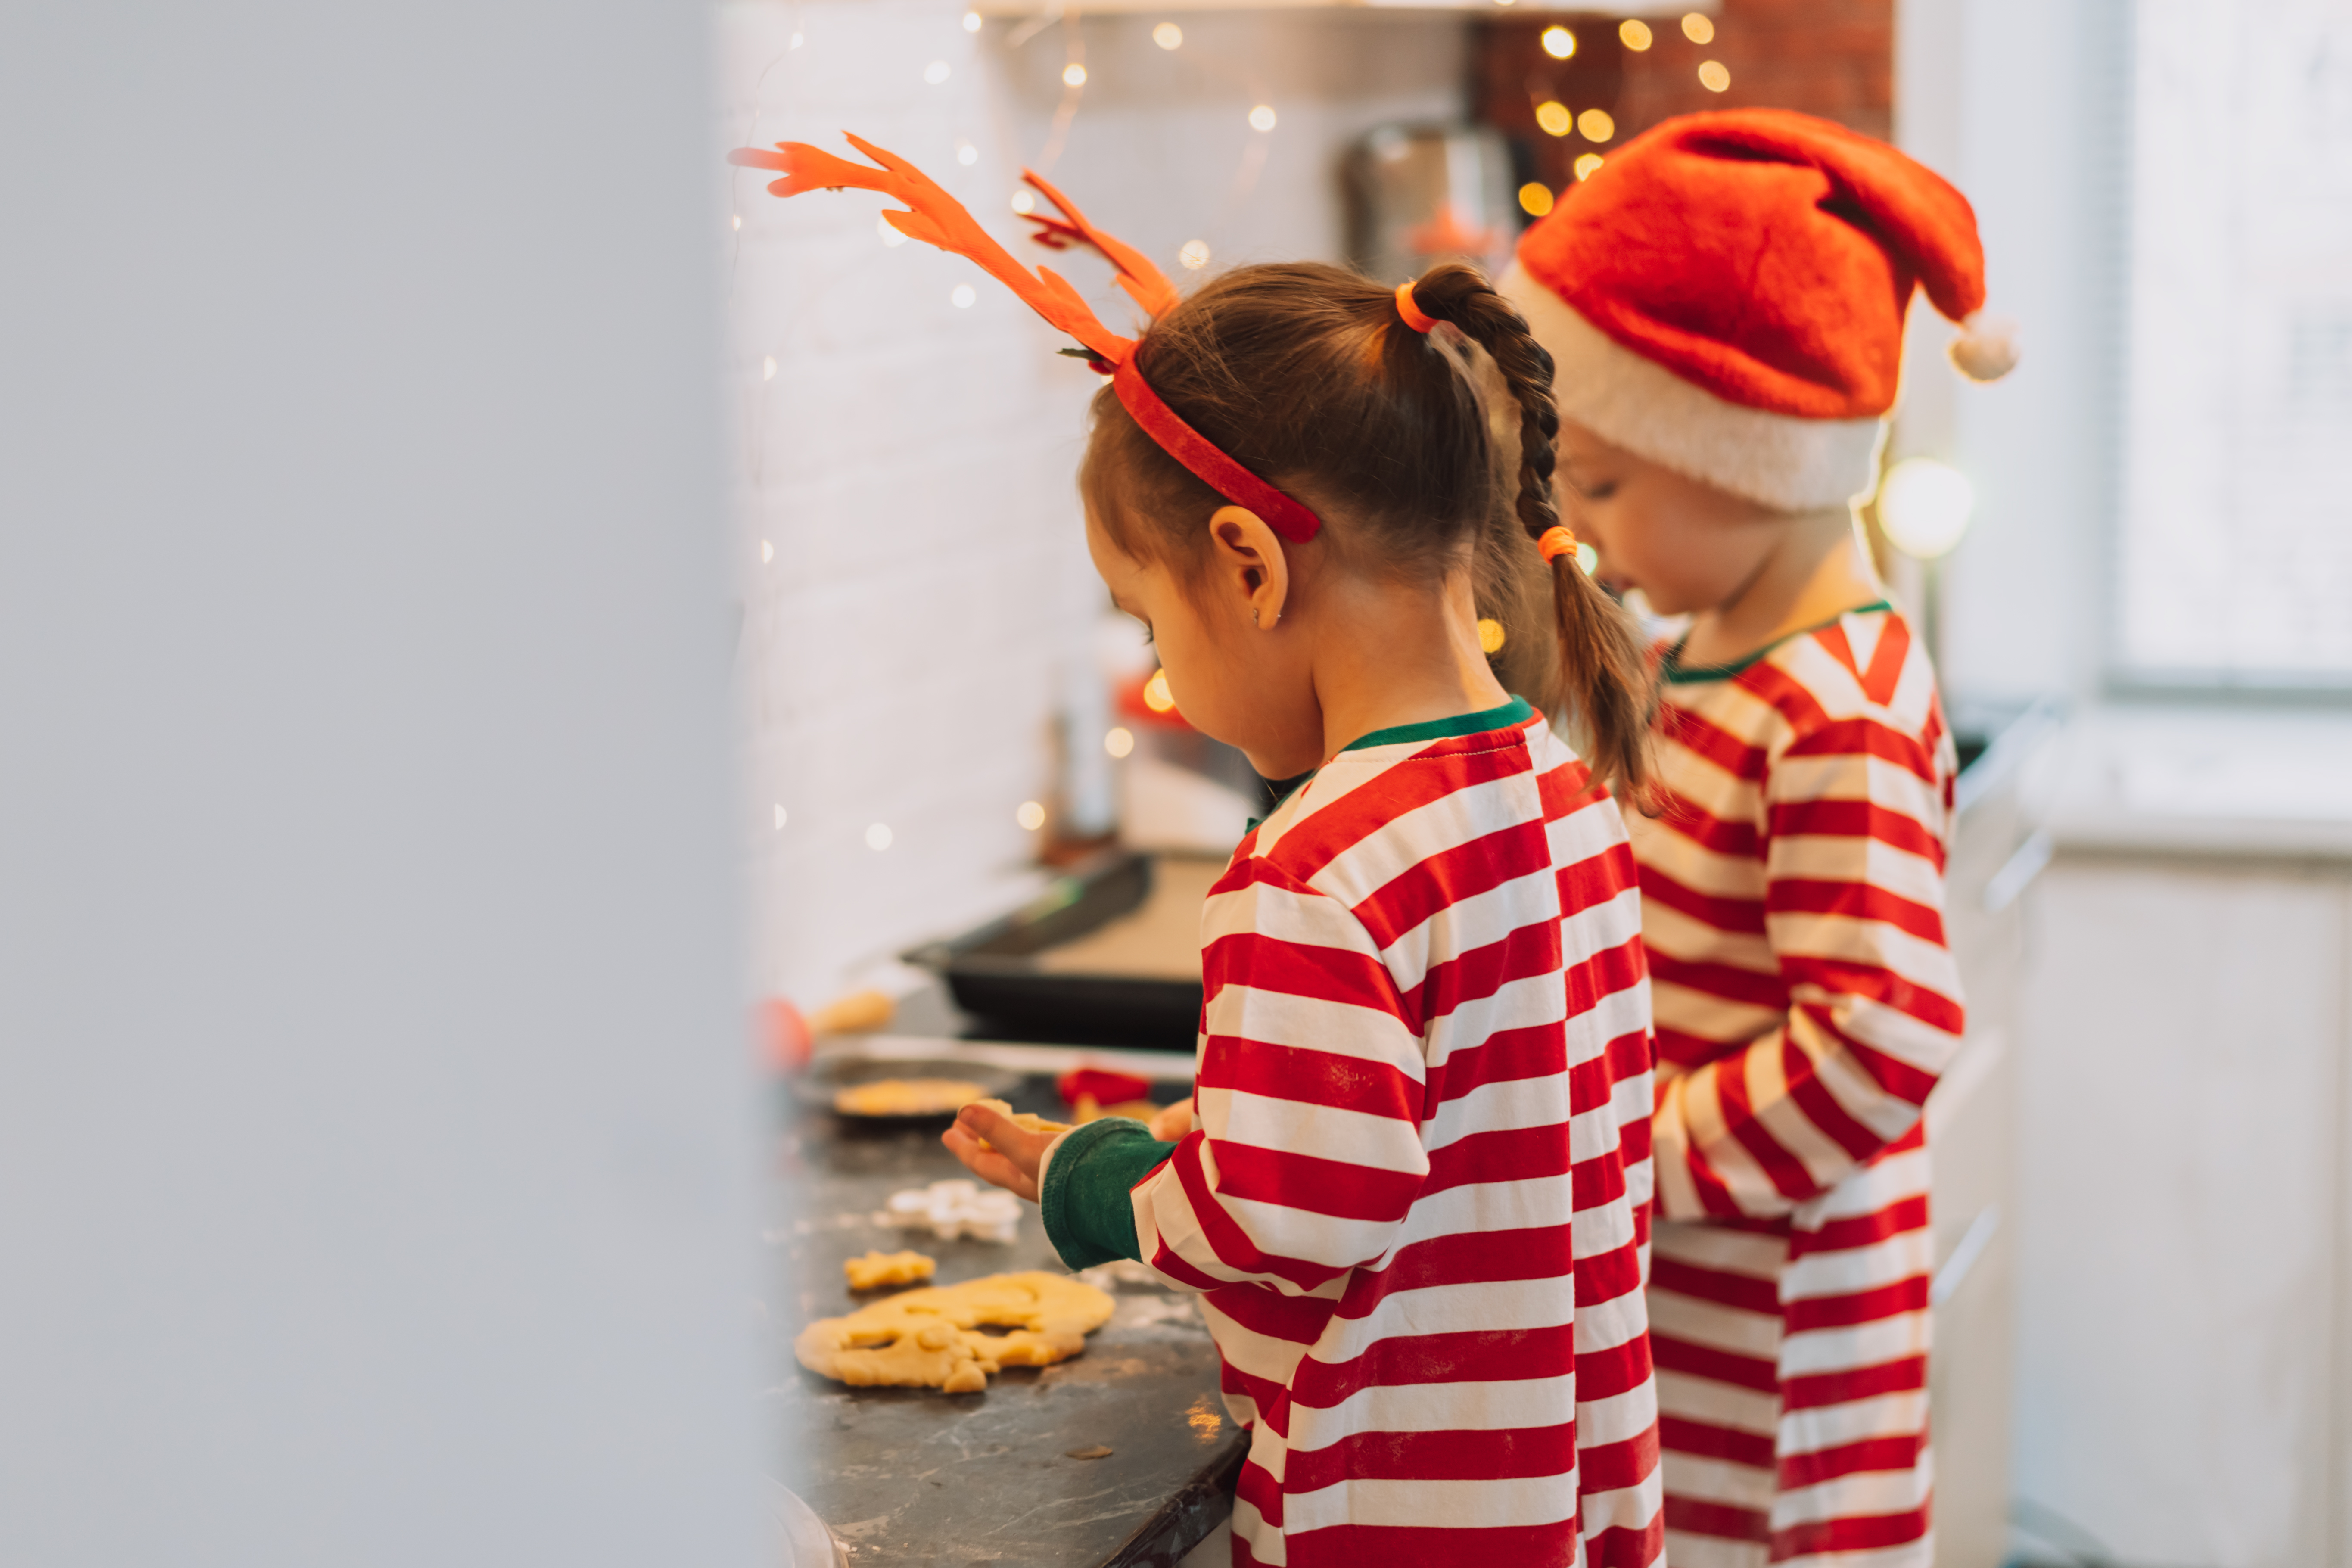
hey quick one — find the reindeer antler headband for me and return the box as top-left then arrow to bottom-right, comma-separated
726,133 -> 1325,541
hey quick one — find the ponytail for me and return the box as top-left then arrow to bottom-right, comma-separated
1409,264 -> 1656,809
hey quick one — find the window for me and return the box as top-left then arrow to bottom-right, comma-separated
2115,0 -> 2352,686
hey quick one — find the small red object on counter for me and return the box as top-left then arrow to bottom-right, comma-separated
1057,1067 -> 1152,1110
759,997 -> 812,1074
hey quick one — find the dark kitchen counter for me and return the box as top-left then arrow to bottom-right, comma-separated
772,1055 -> 1238,1567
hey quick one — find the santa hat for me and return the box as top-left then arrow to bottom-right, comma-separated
1500,109 -> 2016,513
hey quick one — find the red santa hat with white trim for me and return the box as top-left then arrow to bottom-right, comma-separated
1500,108 -> 2016,514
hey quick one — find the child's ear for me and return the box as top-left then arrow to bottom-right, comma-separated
1206,505 -> 1290,631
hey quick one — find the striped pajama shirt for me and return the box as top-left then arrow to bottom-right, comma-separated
1041,700 -> 1665,1568
1628,604 -> 1964,1568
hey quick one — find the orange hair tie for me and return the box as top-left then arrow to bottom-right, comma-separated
1394,281 -> 1437,334
1537,526 -> 1579,564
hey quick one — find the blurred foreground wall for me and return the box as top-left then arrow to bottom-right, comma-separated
0,2 -> 768,1563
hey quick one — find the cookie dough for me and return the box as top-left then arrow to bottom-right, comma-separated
969,1098 -> 1072,1151
795,1271 -> 1116,1395
834,1077 -> 989,1117
843,1249 -> 936,1291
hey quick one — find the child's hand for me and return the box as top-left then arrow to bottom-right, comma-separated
943,1103 -> 1055,1203
1148,1101 -> 1194,1141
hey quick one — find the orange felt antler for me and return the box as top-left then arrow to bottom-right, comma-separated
726,133 -> 1136,365
1017,170 -> 1182,321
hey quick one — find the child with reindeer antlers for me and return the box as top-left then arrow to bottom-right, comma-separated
733,134 -> 1666,1567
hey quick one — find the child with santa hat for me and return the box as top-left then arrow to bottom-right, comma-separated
1501,109 -> 2016,1568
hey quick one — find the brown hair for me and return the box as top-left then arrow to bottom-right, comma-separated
1080,260 -> 1654,804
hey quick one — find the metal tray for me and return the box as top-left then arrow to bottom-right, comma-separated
904,851 -> 1203,1052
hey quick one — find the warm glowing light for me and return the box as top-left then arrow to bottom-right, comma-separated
1477,618 -> 1507,654
1063,62 -> 1088,87
952,283 -> 977,308
1541,25 -> 1576,58
956,141 -> 978,165
1493,0 -> 1515,9
878,214 -> 908,247
1518,181 -> 1555,217
1877,457 -> 1976,559
1179,239 -> 1211,270
1249,104 -> 1278,131
1535,100 -> 1572,137
963,9 -> 982,30
760,539 -> 774,563
1153,21 -> 1183,49
1578,108 -> 1615,142
1016,800 -> 1047,831
1574,153 -> 1605,182
1577,541 -> 1599,575
1698,59 -> 1730,91
1620,18 -> 1653,49
865,822 -> 894,851
1104,726 -> 1135,759
1011,189 -> 1036,214
1142,669 -> 1176,712
762,355 -> 777,380
774,803 -> 787,829
731,213 -> 743,231
1681,12 -> 1715,43
924,59 -> 952,84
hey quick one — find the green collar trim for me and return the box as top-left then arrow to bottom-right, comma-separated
1341,696 -> 1535,754
1244,698 -> 1537,835
1661,600 -> 1893,685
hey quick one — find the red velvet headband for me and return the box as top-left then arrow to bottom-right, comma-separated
726,134 -> 1332,540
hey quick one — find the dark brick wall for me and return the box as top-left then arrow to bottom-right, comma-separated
1474,2 -> 1893,206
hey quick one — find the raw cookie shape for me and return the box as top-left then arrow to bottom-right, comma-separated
796,1271 -> 1116,1395
844,1250 -> 936,1291
969,1098 -> 1072,1151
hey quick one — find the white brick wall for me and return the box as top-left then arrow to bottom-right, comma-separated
718,0 -> 1465,1008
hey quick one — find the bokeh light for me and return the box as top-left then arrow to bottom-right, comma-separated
924,60 -> 951,84
1153,22 -> 1182,49
952,284 -> 977,308
1016,800 -> 1047,831
878,214 -> 908,247
1681,13 -> 1715,43
1478,619 -> 1507,654
1249,104 -> 1277,131
1535,100 -> 1573,137
865,822 -> 894,850
1011,189 -> 1036,214
1541,26 -> 1576,59
1574,153 -> 1605,182
1143,669 -> 1176,712
1620,19 -> 1653,49
956,141 -> 978,166
1877,457 -> 1976,559
1104,726 -> 1135,759
1698,60 -> 1730,92
1518,182 -> 1555,217
1577,108 -> 1615,142
1179,239 -> 1211,270
1062,62 -> 1087,87
962,9 -> 982,31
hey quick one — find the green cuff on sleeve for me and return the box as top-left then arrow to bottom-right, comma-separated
1039,1117 -> 1176,1269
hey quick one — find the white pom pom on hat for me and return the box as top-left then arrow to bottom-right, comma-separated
1948,311 -> 2021,382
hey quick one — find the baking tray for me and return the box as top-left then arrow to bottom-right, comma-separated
904,851 -> 1206,1052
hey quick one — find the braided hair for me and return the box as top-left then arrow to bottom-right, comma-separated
1080,259 -> 1655,803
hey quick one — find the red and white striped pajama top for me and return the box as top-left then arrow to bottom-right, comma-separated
1627,603 -> 1963,1568
1040,700 -> 1664,1568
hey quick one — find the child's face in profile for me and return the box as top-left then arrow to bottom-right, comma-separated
1083,505 -> 1327,781
1554,420 -> 1788,618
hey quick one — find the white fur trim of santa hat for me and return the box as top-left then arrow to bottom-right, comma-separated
1501,260 -> 1887,514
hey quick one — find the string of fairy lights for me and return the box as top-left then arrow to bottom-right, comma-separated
1514,13 -> 1733,219
739,5 -> 1739,861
